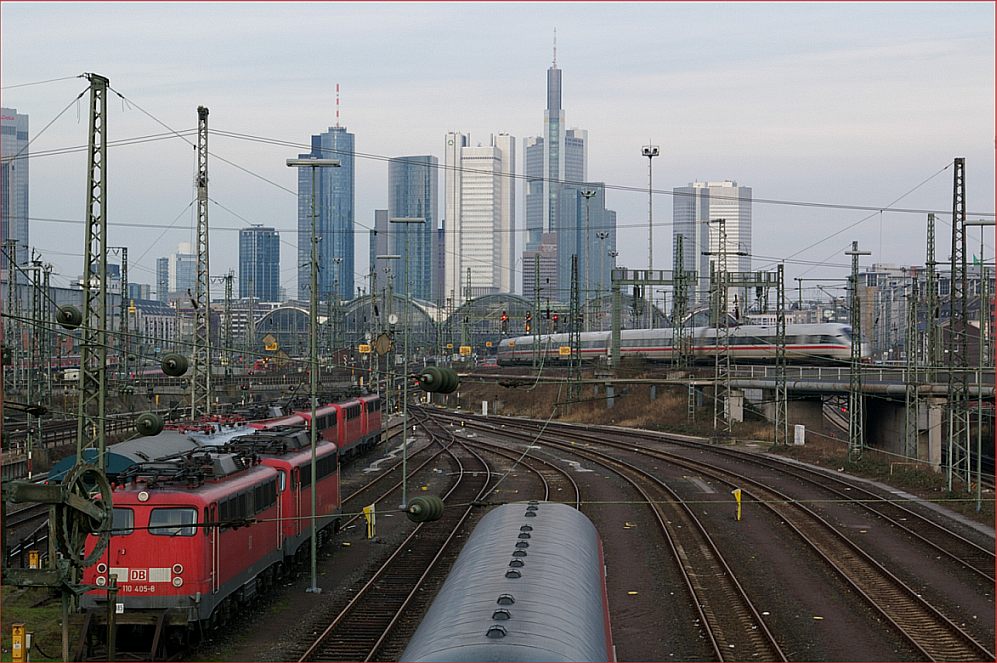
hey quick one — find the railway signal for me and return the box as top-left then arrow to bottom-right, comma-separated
416,366 -> 459,394
161,353 -> 190,377
500,310 -> 508,333
405,494 -> 444,522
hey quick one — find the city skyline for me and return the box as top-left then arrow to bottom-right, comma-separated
0,3 -> 993,303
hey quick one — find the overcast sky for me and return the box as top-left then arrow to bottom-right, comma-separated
2,2 -> 994,300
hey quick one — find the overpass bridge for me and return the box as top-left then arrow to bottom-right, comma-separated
724,365 -> 993,472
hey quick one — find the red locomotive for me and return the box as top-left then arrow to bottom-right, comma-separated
80,448 -> 292,652
246,394 -> 381,460
78,393 -> 382,658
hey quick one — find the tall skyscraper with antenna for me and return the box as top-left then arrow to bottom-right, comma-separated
522,35 -> 591,300
295,86 -> 355,301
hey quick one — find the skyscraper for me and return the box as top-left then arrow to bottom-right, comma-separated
239,225 -> 281,301
296,125 -> 355,301
523,50 -> 587,299
170,242 -> 197,299
522,233 -> 559,309
557,183 -> 617,303
155,243 -> 196,302
156,257 -> 169,302
444,132 -> 516,300
388,155 -> 438,302
672,180 -> 752,306
1,107 -> 29,277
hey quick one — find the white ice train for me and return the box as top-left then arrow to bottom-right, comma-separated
496,323 -> 870,366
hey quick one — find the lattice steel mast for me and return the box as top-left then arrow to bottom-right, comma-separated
672,234 -> 688,369
904,278 -> 920,458
569,255 -> 581,403
75,73 -> 110,464
946,157 -> 970,490
774,264 -> 788,446
116,247 -> 129,379
925,213 -> 939,381
224,271 -> 233,377
846,241 -> 871,461
191,106 -> 211,418
40,263 -> 53,412
26,260 -> 44,477
709,218 -> 732,434
5,239 -> 20,393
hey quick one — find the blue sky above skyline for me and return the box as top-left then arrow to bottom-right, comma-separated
2,2 -> 994,298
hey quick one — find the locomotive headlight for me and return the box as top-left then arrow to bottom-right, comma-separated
172,563 -> 184,575
172,576 -> 183,588
137,491 -> 150,502
95,575 -> 107,587
96,563 -> 108,574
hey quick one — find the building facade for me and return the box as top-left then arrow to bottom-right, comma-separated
521,232 -> 560,308
127,283 -> 152,301
387,155 -> 438,302
556,183 -> 617,305
239,225 -> 281,301
169,242 -> 197,300
155,243 -> 196,303
1,107 -> 29,278
444,132 -> 516,301
673,180 -> 752,307
296,125 -> 355,301
156,257 -> 169,302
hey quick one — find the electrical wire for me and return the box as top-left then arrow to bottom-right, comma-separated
1,74 -> 85,90
0,85 -> 89,164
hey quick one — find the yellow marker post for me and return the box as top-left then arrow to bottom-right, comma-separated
27,550 -> 39,569
731,488 -> 742,521
363,504 -> 376,539
11,623 -> 25,663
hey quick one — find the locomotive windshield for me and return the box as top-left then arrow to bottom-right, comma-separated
149,507 -> 198,537
112,507 -> 134,535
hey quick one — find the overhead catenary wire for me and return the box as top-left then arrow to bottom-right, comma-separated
10,83 -> 994,305
0,85 -> 89,164
1,73 -> 86,90
6,94 -> 993,221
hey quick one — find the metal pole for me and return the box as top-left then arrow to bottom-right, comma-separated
642,146 -> 659,327
403,242 -> 410,509
581,189 -> 597,333
388,218 -> 426,509
597,232 -> 609,331
965,218 -> 994,509
287,156 -> 340,594
307,164 -> 321,593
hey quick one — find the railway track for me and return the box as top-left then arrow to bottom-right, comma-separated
442,411 -> 995,662
458,412 -> 995,579
291,417 -> 494,662
659,430 -> 996,584
431,410 -> 784,662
